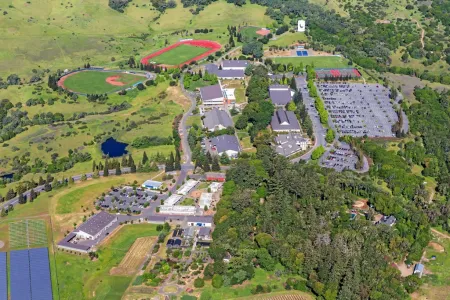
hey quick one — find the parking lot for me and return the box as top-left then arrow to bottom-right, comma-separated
317,83 -> 398,137
97,186 -> 159,213
320,142 -> 358,172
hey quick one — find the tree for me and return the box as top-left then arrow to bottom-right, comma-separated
311,145 -> 325,160
212,155 -> 221,171
29,189 -> 37,202
18,193 -> 26,204
194,277 -> 205,288
103,160 -> 109,177
286,101 -> 297,111
325,129 -> 335,143
92,160 -> 97,172
175,149 -> 181,170
220,152 -> 230,165
142,151 -> 149,165
116,163 -> 122,175
212,274 -> 223,288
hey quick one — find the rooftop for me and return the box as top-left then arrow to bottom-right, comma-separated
203,108 -> 233,130
187,216 -> 213,223
271,109 -> 301,132
200,84 -> 223,101
77,211 -> 116,236
222,60 -> 248,69
210,135 -> 240,153
269,85 -> 292,106
198,227 -> 211,236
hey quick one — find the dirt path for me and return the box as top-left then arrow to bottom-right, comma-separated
431,228 -> 450,239
415,20 -> 425,49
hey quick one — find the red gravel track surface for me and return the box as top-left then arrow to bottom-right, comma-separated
140,40 -> 221,68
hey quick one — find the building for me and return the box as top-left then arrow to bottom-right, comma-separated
205,172 -> 226,182
187,216 -> 213,227
177,180 -> 199,196
208,135 -> 241,158
203,108 -> 233,132
198,227 -> 212,240
298,20 -> 306,32
200,84 -> 225,106
274,133 -> 309,157
413,264 -> 424,278
160,205 -> 196,215
141,180 -> 163,190
377,215 -> 397,227
205,64 -> 245,79
271,109 -> 301,132
184,226 -> 196,238
199,193 -> 213,209
209,182 -> 222,192
269,85 -> 293,106
221,60 -> 248,70
76,211 -> 117,240
164,194 -> 183,206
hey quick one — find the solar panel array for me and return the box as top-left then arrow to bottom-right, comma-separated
296,50 -> 309,57
10,247 -> 53,300
29,248 -> 53,300
10,249 -> 32,300
0,252 -> 7,300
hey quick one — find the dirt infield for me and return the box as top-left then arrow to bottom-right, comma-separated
256,28 -> 271,36
110,237 -> 156,276
141,40 -> 221,68
106,75 -> 125,86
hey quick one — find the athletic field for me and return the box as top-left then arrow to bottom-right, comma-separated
150,44 -> 210,65
60,71 -> 144,94
273,56 -> 349,69
141,40 -> 221,67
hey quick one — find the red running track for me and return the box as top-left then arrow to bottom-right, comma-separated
140,40 -> 221,68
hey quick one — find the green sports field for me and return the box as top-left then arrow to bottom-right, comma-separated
150,44 -> 210,65
62,71 -> 144,94
273,56 -> 349,69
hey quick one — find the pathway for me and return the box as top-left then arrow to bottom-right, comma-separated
431,228 -> 450,239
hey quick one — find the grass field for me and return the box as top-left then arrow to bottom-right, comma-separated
9,219 -> 47,249
151,44 -> 211,65
56,224 -> 160,299
268,32 -> 308,47
240,26 -> 261,42
273,56 -> 349,69
110,237 -> 156,276
62,71 -> 144,94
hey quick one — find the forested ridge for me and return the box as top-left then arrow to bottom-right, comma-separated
208,148 -> 426,298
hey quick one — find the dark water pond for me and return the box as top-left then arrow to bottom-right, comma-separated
101,138 -> 128,157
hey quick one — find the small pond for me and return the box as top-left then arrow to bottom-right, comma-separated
101,138 -> 128,157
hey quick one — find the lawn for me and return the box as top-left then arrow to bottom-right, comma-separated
268,32 -> 308,47
273,56 -> 349,69
240,26 -> 261,42
151,44 -> 210,66
62,71 -> 144,94
55,224 -> 160,300
179,198 -> 195,206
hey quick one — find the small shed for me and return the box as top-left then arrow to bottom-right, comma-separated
413,263 -> 424,278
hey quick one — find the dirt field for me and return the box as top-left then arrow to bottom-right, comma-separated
264,49 -> 293,57
110,237 -> 156,276
243,291 -> 314,300
428,242 -> 445,252
412,284 -> 450,300
394,262 -> 414,277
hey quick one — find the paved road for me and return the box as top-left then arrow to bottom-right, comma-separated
0,167 -> 131,211
291,84 -> 327,163
179,74 -> 198,166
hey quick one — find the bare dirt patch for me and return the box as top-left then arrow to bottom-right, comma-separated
167,86 -> 190,110
353,199 -> 369,210
264,49 -> 293,57
110,237 -> 156,276
394,262 -> 414,277
0,240 -> 4,249
105,75 -> 126,86
190,190 -> 202,198
428,242 -> 445,252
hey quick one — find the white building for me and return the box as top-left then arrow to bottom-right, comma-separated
159,205 -> 196,215
76,211 -> 117,240
199,193 -> 213,209
298,20 -> 306,32
186,216 -> 213,227
221,60 -> 248,70
177,180 -> 198,196
164,194 -> 183,206
209,182 -> 222,193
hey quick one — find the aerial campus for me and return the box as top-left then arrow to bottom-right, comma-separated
0,0 -> 450,299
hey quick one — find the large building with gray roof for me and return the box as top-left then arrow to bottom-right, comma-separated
203,108 -> 233,132
205,64 -> 245,79
269,85 -> 293,106
221,60 -> 248,70
271,109 -> 301,132
274,133 -> 309,157
77,211 -> 117,240
208,134 -> 241,158
200,84 -> 225,106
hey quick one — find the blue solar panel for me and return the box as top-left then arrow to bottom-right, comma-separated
0,252 -> 7,300
10,249 -> 32,300
296,51 -> 303,56
302,51 -> 309,56
29,248 -> 53,300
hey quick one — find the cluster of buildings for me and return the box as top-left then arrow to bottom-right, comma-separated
204,60 -> 247,80
167,216 -> 214,249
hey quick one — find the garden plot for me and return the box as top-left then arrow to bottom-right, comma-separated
110,237 -> 156,276
317,83 -> 399,137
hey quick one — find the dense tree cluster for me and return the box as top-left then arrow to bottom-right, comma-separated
108,0 -> 132,12
131,136 -> 173,148
211,149 -> 426,298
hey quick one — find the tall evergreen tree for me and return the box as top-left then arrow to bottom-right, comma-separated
212,155 -> 221,171
18,193 -> 26,204
175,149 -> 181,170
104,159 -> 109,177
142,151 -> 149,165
116,163 -> 121,176
121,155 -> 128,167
92,160 -> 97,172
